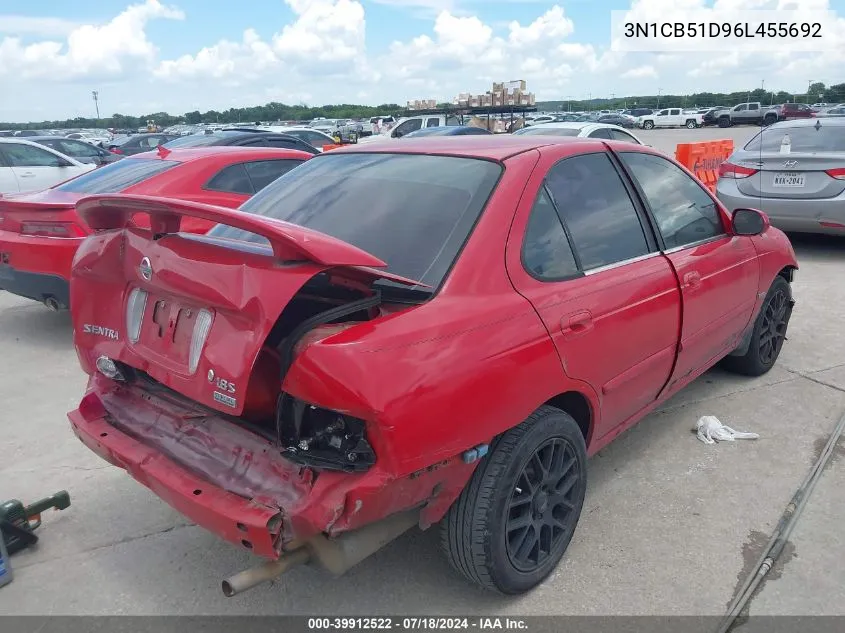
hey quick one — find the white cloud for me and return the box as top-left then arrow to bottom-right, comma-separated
0,16 -> 81,37
0,0 -> 183,80
621,65 -> 658,80
2,0 -> 845,122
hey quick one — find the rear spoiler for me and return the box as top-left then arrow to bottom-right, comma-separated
76,194 -> 386,269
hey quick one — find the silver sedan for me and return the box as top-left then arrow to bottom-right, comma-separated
716,118 -> 845,235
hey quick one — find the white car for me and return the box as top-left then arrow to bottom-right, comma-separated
637,108 -> 704,129
512,121 -> 644,144
65,131 -> 111,147
0,138 -> 95,194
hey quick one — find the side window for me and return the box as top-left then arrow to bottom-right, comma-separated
545,153 -> 650,270
522,187 -> 579,279
657,109 -> 669,116
305,131 -> 329,146
426,118 -> 440,128
3,143 -> 67,167
266,137 -> 301,150
670,109 -> 681,115
59,140 -> 98,157
735,104 -> 748,111
588,128 -> 612,139
393,119 -> 422,137
620,152 -> 724,249
205,163 -> 254,195
609,129 -> 640,144
749,103 -> 760,111
244,159 -> 303,192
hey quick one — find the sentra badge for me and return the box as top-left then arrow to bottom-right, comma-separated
83,324 -> 119,340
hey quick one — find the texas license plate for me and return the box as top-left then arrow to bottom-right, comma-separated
773,173 -> 805,187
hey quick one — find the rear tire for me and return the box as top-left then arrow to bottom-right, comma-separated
718,117 -> 731,128
686,120 -> 697,129
763,114 -> 777,126
441,406 -> 587,594
722,276 -> 792,377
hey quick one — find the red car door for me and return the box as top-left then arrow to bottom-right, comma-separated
616,150 -> 760,392
506,149 -> 682,440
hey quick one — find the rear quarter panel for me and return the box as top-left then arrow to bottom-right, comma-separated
283,150 -> 586,479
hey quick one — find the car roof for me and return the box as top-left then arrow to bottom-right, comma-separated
529,122 -> 592,130
769,117 -> 845,129
325,134 -> 605,160
18,136 -> 81,142
123,146 -> 313,162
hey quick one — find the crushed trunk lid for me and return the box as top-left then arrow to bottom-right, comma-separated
72,194 -> 423,417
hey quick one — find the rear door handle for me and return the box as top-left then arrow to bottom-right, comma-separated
561,310 -> 593,336
19,172 -> 35,178
683,271 -> 702,290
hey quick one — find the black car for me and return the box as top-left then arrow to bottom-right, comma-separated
27,136 -> 121,165
702,107 -> 728,126
107,133 -> 180,156
403,126 -> 493,138
162,130 -> 320,155
596,114 -> 636,128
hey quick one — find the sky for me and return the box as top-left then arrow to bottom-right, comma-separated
1,0 -> 844,122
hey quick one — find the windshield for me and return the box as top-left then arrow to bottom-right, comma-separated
56,158 -> 180,193
744,125 -> 845,153
514,126 -> 581,137
208,153 -> 501,289
163,132 -> 240,148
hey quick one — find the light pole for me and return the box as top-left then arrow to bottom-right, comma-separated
807,80 -> 813,103
657,88 -> 662,108
92,90 -> 100,121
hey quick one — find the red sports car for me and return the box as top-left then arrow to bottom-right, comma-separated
0,146 -> 311,309
67,136 -> 797,596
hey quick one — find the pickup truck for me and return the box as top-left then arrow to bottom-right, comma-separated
713,102 -> 781,127
637,108 -> 704,130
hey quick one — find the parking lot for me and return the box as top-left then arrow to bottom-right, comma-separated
1,126 -> 843,617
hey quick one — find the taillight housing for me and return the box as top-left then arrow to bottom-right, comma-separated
188,309 -> 213,374
125,287 -> 148,343
110,148 -> 122,155
826,168 -> 845,180
19,221 -> 86,238
718,162 -> 758,179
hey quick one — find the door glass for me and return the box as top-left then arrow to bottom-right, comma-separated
244,159 -> 303,191
609,129 -> 640,144
588,128 -> 612,139
58,140 -> 98,157
620,152 -> 724,249
3,143 -> 65,167
204,163 -> 254,194
748,104 -> 760,111
522,187 -> 579,279
545,153 -> 650,270
426,118 -> 440,128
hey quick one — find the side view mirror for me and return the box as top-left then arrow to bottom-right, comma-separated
732,208 -> 769,236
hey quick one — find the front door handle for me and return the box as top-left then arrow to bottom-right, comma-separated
18,172 -> 35,178
562,310 -> 593,336
683,270 -> 702,290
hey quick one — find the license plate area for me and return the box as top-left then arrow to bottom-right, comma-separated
141,296 -> 200,368
773,172 -> 805,187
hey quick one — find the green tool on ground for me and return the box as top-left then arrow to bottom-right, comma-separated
0,490 -> 71,555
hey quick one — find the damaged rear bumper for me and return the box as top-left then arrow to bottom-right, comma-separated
67,374 -> 349,559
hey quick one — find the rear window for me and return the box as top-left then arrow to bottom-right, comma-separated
743,125 -> 845,153
207,153 -> 501,289
516,127 -> 581,137
163,132 -> 240,148
56,158 -> 179,193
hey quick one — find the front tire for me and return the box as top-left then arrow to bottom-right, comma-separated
686,120 -> 697,129
441,406 -> 587,594
722,276 -> 793,376
763,114 -> 777,126
718,117 -> 731,128
643,120 -> 654,130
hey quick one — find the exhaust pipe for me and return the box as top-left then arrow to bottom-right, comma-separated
221,509 -> 419,597
44,297 -> 61,312
222,548 -> 310,597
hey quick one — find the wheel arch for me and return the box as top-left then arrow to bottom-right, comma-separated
543,390 -> 593,448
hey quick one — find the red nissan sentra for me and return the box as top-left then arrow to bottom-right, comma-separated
0,146 -> 311,309
67,136 -> 797,596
